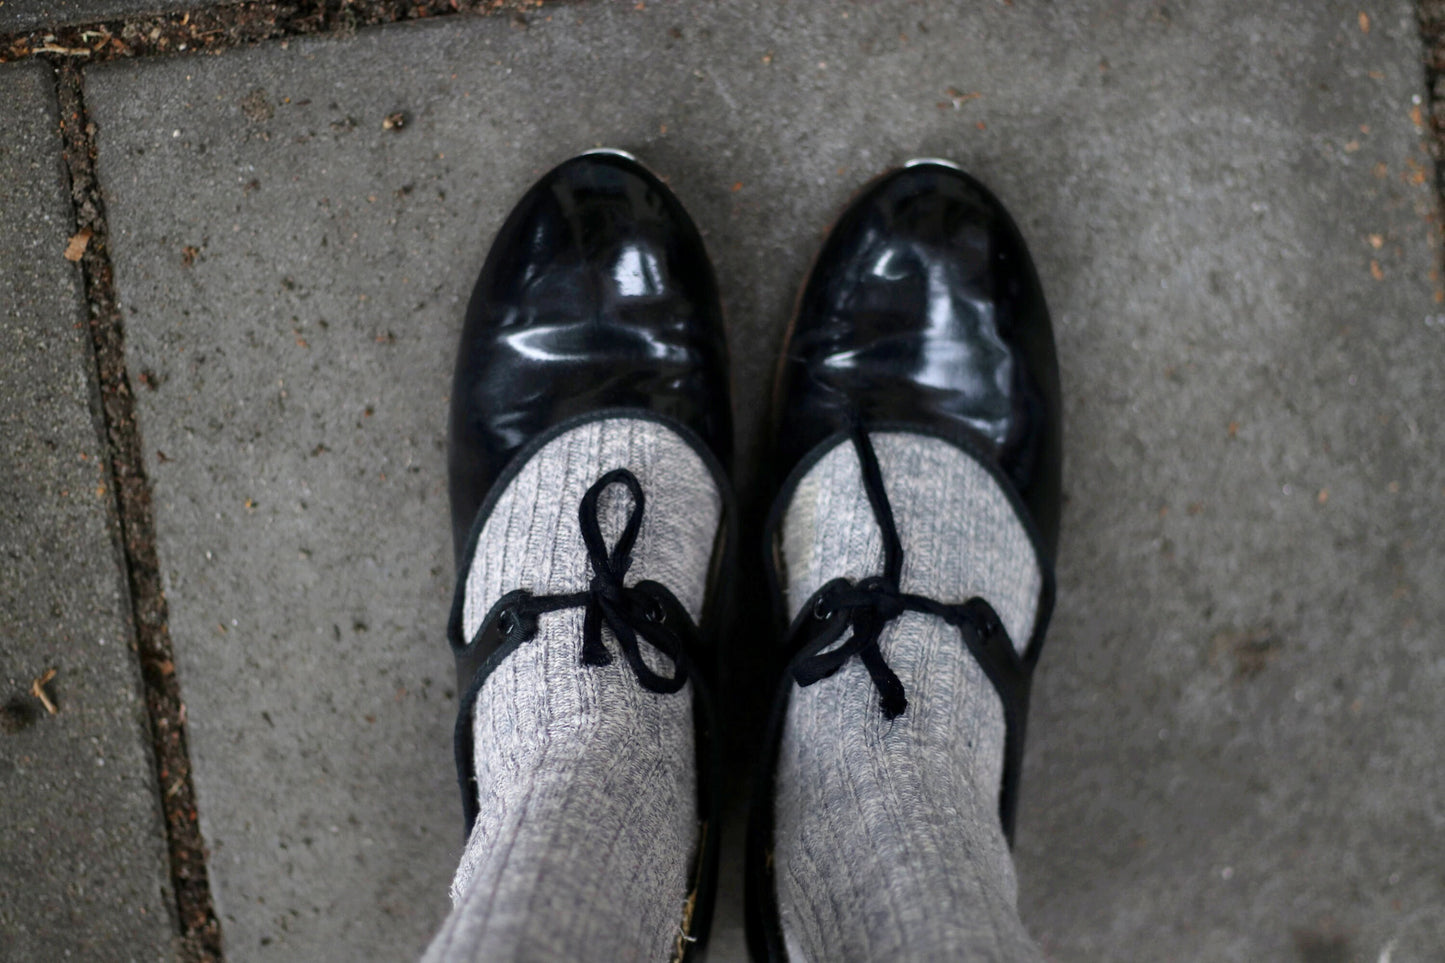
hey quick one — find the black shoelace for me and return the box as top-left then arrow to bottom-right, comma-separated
487,467 -> 697,694
785,425 -> 1018,719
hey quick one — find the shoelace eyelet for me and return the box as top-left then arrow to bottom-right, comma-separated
497,609 -> 518,637
642,597 -> 665,624
812,596 -> 834,621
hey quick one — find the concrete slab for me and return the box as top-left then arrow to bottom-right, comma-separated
0,60 -> 175,961
85,1 -> 1444,960
0,0 -> 198,35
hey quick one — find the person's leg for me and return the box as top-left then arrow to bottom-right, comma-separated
425,418 -> 718,962
427,150 -> 732,962
772,431 -> 1044,962
750,160 -> 1061,962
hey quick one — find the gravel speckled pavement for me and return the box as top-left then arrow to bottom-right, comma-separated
4,2 -> 1444,961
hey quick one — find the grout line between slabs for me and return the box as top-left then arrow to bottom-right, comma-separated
53,60 -> 225,963
1,0 -> 554,64
1417,2 -> 1445,220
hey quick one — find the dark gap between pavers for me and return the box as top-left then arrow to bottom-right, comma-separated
0,58 -> 175,962
55,59 -> 224,960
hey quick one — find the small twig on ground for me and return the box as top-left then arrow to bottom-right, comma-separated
30,668 -> 58,715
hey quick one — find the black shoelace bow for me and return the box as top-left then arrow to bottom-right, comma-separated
786,425 -> 1019,720
488,468 -> 697,694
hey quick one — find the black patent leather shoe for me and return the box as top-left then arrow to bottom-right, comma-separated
448,149 -> 733,564
772,159 -> 1060,554
446,150 -> 734,961
747,160 -> 1061,962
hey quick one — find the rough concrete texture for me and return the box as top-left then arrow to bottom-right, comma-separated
84,0 -> 1443,960
0,0 -> 199,34
0,60 -> 175,961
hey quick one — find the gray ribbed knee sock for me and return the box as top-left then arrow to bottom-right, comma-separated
423,417 -> 720,963
774,431 -> 1045,963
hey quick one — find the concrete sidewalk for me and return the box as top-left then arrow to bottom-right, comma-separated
4,1 -> 1445,961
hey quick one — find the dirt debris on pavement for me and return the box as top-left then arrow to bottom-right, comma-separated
62,227 -> 92,261
0,0 -> 550,63
1417,1 -> 1445,209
